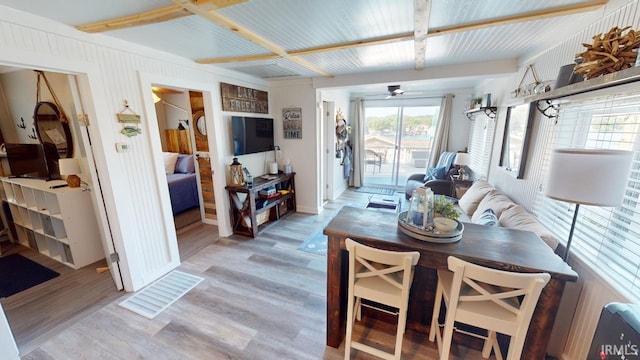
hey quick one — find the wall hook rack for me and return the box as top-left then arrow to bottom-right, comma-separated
27,127 -> 37,139
17,117 -> 26,129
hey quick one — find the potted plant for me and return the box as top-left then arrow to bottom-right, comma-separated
433,196 -> 461,220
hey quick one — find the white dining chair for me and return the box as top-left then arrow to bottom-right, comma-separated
429,256 -> 551,360
344,238 -> 420,360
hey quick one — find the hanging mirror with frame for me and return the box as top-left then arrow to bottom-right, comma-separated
34,101 -> 73,159
499,102 -> 535,179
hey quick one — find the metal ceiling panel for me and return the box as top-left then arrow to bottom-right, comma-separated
428,0 -> 597,28
218,0 -> 414,50
106,16 -> 268,60
0,0 -> 612,86
0,0 -> 174,25
298,41 -> 416,76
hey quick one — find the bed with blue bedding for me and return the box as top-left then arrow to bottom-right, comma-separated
165,153 -> 200,215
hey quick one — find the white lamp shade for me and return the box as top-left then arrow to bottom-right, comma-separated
546,149 -> 633,206
454,152 -> 470,166
58,158 -> 80,176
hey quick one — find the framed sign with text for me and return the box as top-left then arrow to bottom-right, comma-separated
220,82 -> 268,114
283,107 -> 302,139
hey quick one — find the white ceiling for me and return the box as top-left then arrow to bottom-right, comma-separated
0,0 -> 617,94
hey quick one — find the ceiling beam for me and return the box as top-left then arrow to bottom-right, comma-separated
195,0 -> 606,65
196,33 -> 415,64
414,0 -> 431,70
173,0 -> 333,77
76,0 -> 246,33
428,0 -> 608,37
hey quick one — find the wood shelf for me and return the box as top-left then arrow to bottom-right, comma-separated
465,106 -> 497,120
1,177 -> 104,269
226,173 -> 296,237
526,64 -> 640,103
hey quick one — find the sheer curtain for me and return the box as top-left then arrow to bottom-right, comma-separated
428,94 -> 453,167
349,98 -> 365,187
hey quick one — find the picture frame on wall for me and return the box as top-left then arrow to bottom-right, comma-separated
283,107 -> 302,139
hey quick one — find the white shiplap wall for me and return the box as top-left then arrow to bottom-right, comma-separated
476,1 -> 640,359
0,6 -> 269,291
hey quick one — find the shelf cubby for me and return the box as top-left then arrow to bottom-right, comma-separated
1,177 -> 104,269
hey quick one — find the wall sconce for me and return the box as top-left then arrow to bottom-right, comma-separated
59,158 -> 90,191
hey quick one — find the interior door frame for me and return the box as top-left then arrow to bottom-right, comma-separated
0,50 -> 126,290
138,72 -> 230,237
67,74 -> 124,290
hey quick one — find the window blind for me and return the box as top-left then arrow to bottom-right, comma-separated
467,115 -> 495,179
536,90 -> 640,301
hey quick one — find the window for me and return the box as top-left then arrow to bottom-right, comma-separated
467,114 -> 495,179
536,89 -> 640,301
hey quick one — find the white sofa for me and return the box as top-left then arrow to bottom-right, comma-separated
455,179 -> 559,251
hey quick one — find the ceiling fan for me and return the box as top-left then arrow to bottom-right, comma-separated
365,85 -> 421,99
387,85 -> 405,97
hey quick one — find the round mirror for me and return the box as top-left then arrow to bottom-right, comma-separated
34,101 -> 73,158
195,112 -> 207,136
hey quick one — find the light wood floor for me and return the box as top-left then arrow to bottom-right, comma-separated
11,188 -> 486,359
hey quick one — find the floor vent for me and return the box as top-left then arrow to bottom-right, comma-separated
119,270 -> 203,319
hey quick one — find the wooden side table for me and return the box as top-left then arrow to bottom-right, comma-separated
450,175 -> 473,199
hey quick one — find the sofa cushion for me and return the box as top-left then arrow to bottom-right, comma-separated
471,189 -> 516,223
499,205 -> 559,250
474,208 -> 499,227
458,179 -> 494,215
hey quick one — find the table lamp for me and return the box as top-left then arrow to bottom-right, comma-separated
545,149 -> 633,261
58,158 -> 81,188
454,152 -> 470,180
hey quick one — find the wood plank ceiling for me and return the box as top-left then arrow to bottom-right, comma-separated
0,0 -> 611,81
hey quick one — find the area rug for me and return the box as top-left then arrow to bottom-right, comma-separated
298,229 -> 328,256
119,270 -> 203,319
355,186 -> 396,196
0,254 -> 60,298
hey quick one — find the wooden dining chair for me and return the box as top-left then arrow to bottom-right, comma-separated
344,238 -> 420,360
429,256 -> 551,360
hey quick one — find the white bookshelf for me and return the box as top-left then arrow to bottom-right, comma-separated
1,177 -> 103,269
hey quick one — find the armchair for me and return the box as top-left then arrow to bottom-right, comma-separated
405,151 -> 458,199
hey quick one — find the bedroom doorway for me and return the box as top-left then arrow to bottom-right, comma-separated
149,85 -> 219,243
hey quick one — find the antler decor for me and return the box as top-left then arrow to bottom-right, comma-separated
574,26 -> 640,79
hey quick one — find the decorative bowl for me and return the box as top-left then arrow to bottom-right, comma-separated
433,217 -> 458,233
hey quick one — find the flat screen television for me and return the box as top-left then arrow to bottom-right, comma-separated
232,116 -> 275,156
5,143 -> 61,180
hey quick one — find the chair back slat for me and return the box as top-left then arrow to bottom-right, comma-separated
448,257 -> 551,320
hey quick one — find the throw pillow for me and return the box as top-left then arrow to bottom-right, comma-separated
458,179 -> 494,215
163,152 -> 179,174
471,189 -> 516,223
175,154 -> 195,174
499,205 -> 559,250
475,208 -> 499,227
424,166 -> 447,181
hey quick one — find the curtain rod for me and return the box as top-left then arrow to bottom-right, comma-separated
358,94 -> 454,101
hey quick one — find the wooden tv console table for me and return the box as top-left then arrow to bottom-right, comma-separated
226,172 -> 296,237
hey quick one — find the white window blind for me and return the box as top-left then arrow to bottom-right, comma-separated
536,90 -> 640,301
467,115 -> 495,179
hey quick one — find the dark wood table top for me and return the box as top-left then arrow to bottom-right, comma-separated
324,206 -> 578,282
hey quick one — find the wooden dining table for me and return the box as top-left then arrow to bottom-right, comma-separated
323,206 -> 578,359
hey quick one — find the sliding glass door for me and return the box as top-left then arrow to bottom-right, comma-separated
363,104 -> 440,188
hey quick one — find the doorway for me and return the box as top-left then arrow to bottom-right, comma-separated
149,84 -> 219,260
0,67 -> 122,354
363,105 -> 440,188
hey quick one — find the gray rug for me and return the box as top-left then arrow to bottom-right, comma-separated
297,229 -> 327,255
355,186 -> 395,196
